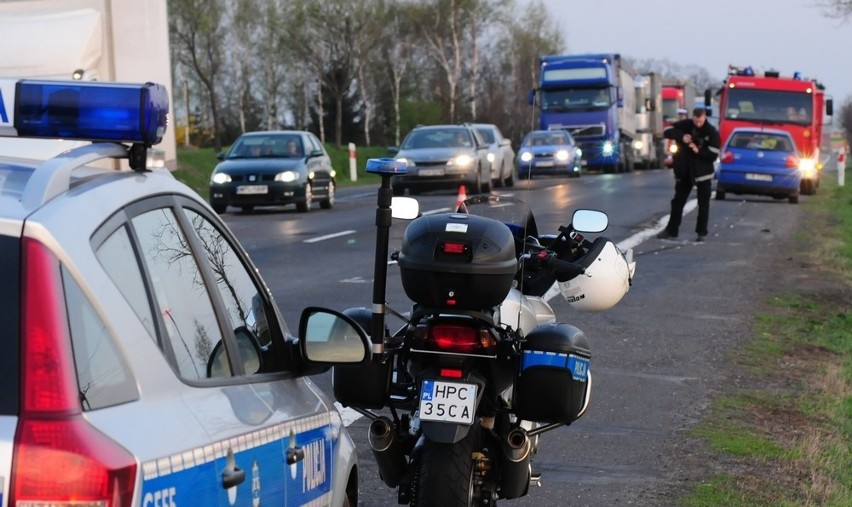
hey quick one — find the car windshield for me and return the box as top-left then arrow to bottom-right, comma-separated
228,135 -> 304,159
728,132 -> 794,152
402,128 -> 473,149
523,132 -> 571,147
541,88 -> 610,112
724,89 -> 813,125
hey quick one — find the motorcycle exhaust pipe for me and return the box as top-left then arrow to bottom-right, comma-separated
500,427 -> 532,499
368,416 -> 407,488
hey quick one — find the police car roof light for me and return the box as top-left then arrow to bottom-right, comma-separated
0,79 -> 169,146
366,157 -> 408,175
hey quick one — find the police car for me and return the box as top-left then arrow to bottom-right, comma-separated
0,79 -> 371,506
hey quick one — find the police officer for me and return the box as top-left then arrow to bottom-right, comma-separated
657,107 -> 721,242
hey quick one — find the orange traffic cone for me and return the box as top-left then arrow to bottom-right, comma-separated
455,185 -> 468,212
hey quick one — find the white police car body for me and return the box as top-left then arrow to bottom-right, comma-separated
0,79 -> 369,506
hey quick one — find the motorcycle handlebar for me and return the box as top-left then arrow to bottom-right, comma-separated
544,254 -> 586,280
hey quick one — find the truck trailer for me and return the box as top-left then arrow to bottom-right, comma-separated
0,0 -> 175,168
529,53 -> 637,173
634,72 -> 664,169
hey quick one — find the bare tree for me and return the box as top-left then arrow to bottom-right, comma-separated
415,0 -> 466,122
496,0 -> 564,141
818,0 -> 852,19
169,0 -> 229,150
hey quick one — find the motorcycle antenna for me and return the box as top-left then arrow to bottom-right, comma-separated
365,158 -> 408,354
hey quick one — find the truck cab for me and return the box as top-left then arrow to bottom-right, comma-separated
531,53 -> 637,173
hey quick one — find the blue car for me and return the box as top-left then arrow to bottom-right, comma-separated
715,128 -> 802,204
516,130 -> 582,179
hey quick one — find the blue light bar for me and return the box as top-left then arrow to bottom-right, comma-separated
366,157 -> 407,175
1,79 -> 169,146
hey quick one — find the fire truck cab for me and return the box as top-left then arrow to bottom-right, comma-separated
717,65 -> 833,195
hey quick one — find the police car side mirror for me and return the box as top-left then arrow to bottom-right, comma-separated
298,308 -> 372,365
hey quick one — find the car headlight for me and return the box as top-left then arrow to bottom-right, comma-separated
395,157 -> 412,166
520,151 -> 533,162
576,148 -> 583,157
798,158 -> 816,176
211,172 -> 231,184
633,140 -> 644,150
555,149 -> 569,162
487,153 -> 495,163
602,141 -> 614,156
275,170 -> 299,182
449,154 -> 473,167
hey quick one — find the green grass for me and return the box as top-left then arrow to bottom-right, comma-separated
681,175 -> 852,506
173,143 -> 394,196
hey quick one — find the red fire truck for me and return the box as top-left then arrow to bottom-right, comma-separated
662,79 -> 698,167
716,65 -> 833,195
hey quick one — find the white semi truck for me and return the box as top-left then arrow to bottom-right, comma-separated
0,0 -> 176,168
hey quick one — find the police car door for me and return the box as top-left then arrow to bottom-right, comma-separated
130,198 -> 336,506
79,195 -> 335,506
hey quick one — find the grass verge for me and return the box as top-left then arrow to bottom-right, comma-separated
681,174 -> 852,506
173,144 -> 393,197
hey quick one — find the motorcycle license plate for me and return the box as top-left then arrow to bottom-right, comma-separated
419,380 -> 476,425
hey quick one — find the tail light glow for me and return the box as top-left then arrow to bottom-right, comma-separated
721,150 -> 734,164
786,155 -> 798,168
428,324 -> 480,353
12,238 -> 137,506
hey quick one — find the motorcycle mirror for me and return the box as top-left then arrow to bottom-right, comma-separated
391,196 -> 420,219
572,209 -> 608,233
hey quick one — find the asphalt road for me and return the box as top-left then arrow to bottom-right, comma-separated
221,168 -> 804,506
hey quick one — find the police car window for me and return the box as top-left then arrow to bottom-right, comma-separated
183,209 -> 283,374
132,208 -> 230,380
62,266 -> 139,410
96,225 -> 156,339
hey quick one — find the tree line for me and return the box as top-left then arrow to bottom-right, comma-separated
169,0 -> 724,151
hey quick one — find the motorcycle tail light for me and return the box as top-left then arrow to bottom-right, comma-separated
440,368 -> 464,379
441,241 -> 467,254
428,324 -> 479,353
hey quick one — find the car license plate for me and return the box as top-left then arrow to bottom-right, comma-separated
236,185 -> 268,195
745,173 -> 772,182
536,161 -> 554,167
419,380 -> 476,424
419,168 -> 445,177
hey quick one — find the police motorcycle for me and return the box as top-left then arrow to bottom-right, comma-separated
303,159 -> 635,505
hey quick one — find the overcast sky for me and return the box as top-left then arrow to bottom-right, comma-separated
525,0 -> 852,105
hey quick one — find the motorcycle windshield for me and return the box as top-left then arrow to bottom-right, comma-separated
461,195 -> 539,246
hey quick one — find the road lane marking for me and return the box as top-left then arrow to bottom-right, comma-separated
303,230 -> 356,243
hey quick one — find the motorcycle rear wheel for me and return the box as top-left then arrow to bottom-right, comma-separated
416,425 -> 481,506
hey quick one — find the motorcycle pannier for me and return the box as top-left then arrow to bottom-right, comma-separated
397,213 -> 518,310
513,323 -> 591,424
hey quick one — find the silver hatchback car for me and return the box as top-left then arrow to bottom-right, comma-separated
0,79 -> 369,506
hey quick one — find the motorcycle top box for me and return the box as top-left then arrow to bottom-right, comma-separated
397,213 -> 518,310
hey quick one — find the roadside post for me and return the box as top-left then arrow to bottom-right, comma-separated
349,142 -> 357,182
838,148 -> 846,187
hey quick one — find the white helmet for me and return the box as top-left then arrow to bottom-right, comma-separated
557,238 -> 635,312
